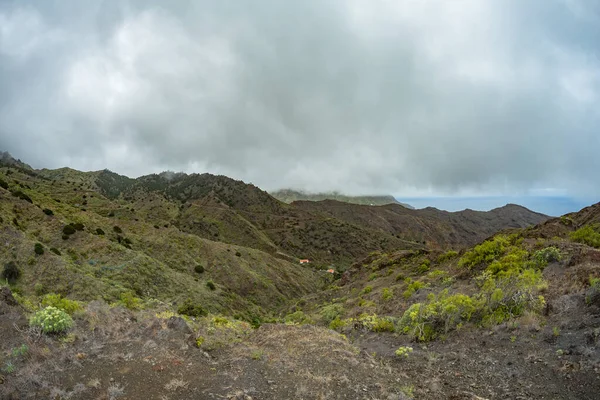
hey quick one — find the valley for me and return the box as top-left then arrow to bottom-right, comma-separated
1,154 -> 599,399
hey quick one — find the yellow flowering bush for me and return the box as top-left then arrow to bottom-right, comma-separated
30,306 -> 74,334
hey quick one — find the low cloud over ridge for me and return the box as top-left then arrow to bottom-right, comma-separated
1,0 -> 599,198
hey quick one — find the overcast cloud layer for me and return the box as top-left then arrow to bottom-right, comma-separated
1,0 -> 599,199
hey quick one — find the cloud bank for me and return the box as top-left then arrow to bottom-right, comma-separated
1,0 -> 599,198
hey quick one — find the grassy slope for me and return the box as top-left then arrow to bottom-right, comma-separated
0,166 -> 320,319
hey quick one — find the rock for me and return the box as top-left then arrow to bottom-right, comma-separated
167,316 -> 192,334
0,287 -> 17,306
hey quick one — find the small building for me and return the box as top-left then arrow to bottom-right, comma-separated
299,259 -> 310,264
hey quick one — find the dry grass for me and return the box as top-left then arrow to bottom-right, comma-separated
164,378 -> 189,391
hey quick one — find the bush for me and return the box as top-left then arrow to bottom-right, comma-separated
34,243 -> 44,255
30,306 -> 73,334
61,234 -> 70,240
2,261 -> 20,283
458,236 -> 510,269
195,264 -> 205,274
284,310 -> 313,325
403,280 -> 427,299
41,293 -> 82,315
329,317 -> 348,331
96,228 -> 105,235
399,291 -> 477,341
206,281 -> 216,291
382,288 -> 393,301
11,190 -> 32,203
532,247 -> 561,266
320,303 -> 343,323
73,222 -> 84,231
570,225 -> 600,248
437,250 -> 458,263
62,225 -> 76,235
358,314 -> 395,332
0,178 -> 8,189
235,251 -> 242,257
476,268 -> 546,325
417,259 -> 431,274
42,208 -> 54,216
118,291 -> 142,310
363,285 -> 373,294
395,346 -> 413,358
177,298 -> 207,317
113,226 -> 123,234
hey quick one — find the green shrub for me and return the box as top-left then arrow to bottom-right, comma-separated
62,225 -> 76,235
177,298 -> 207,317
417,259 -> 431,274
437,250 -> 458,263
284,310 -> 313,324
476,268 -> 546,325
570,225 -> 600,248
329,317 -> 348,331
113,226 -> 123,234
395,346 -> 413,358
368,273 -> 378,281
382,288 -> 393,301
532,246 -> 561,267
0,178 -> 8,189
403,280 -> 427,299
72,222 -> 84,231
363,285 -> 373,294
585,276 -> 600,305
399,291 -> 477,341
11,190 -> 32,203
2,261 -> 20,283
235,251 -> 242,257
42,208 -> 54,216
119,291 -> 142,310
358,314 -> 395,332
96,228 -> 105,235
34,283 -> 45,296
49,247 -> 61,256
30,306 -> 73,334
34,243 -> 44,255
41,293 -> 82,315
206,281 -> 216,291
320,303 -> 343,323
195,264 -> 205,274
458,235 -> 510,269
61,234 -> 70,240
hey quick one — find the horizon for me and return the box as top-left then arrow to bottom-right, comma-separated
2,148 -> 595,217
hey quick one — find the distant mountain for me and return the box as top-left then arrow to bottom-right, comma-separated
1,151 -> 549,272
270,189 -> 414,208
291,200 -> 549,250
0,151 -> 33,170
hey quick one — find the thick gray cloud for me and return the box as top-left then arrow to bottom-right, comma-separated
0,0 -> 599,198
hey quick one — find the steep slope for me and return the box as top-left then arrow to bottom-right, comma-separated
291,200 -> 549,249
271,188 -> 414,208
3,151 -> 549,268
0,165 -> 320,320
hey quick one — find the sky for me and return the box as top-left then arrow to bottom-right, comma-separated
1,0 -> 599,215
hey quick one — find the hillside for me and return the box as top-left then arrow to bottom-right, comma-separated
291,200 -> 549,249
0,152 -> 598,399
271,188 -> 414,208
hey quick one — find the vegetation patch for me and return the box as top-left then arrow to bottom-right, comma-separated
30,306 -> 74,334
570,225 -> 600,248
